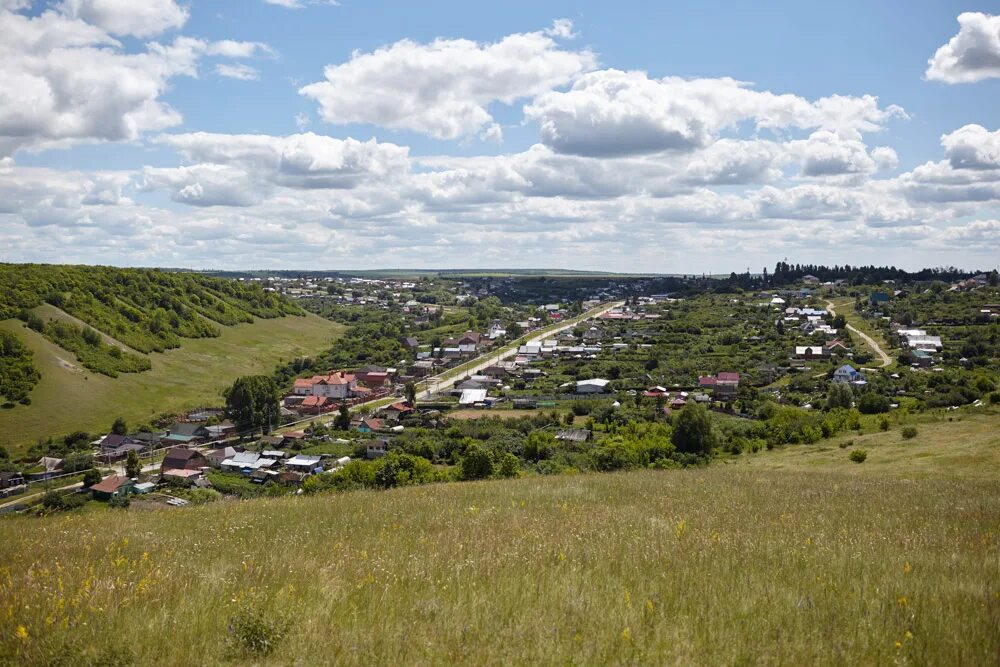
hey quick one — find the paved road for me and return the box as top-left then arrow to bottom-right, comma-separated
826,300 -> 892,367
421,301 -> 625,398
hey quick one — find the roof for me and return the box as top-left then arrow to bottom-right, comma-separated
169,422 -> 205,437
91,475 -> 126,493
162,468 -> 202,478
576,378 -> 610,387
286,455 -> 322,467
555,429 -> 591,442
717,372 -> 740,383
100,434 -> 130,449
386,401 -> 414,413
459,388 -> 488,405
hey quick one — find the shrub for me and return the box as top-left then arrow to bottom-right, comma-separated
228,605 -> 289,657
495,452 -> 520,478
879,417 -> 889,431
849,449 -> 868,463
901,426 -> 918,440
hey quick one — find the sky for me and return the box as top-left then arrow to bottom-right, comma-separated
1,0 -> 999,273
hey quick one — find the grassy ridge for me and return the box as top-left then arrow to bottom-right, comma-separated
0,312 -> 343,451
1,448 -> 997,664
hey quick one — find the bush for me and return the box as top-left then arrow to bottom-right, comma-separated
228,605 -> 289,657
879,417 -> 889,431
849,449 -> 868,463
901,426 -> 918,440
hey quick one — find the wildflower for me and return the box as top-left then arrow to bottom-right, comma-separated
15,625 -> 28,642
621,627 -> 631,642
897,596 -> 908,607
905,631 -> 913,639
895,641 -> 902,650
645,599 -> 654,616
903,561 -> 912,575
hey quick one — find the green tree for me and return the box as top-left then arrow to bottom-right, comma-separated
824,383 -> 853,410
111,416 -> 127,435
225,375 -> 281,433
459,442 -> 494,480
405,381 -> 417,405
125,450 -> 141,478
334,404 -> 351,431
82,468 -> 102,487
495,452 -> 520,478
670,403 -> 718,456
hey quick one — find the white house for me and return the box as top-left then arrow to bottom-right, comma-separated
575,378 -> 610,394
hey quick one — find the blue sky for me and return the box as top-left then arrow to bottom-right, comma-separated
2,0 -> 999,272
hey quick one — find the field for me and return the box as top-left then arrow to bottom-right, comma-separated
0,312 -> 343,451
1,413 -> 997,665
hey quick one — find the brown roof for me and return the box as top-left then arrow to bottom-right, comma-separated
91,475 -> 126,493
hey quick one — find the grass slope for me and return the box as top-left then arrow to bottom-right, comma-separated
1,439 -> 997,665
0,312 -> 343,450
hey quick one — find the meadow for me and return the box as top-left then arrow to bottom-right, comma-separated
0,312 -> 343,451
1,432 -> 997,665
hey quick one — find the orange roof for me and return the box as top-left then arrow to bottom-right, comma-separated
91,475 -> 126,493
293,378 -> 314,388
316,371 -> 355,385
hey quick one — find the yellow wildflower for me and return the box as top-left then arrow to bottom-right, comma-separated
15,625 -> 28,642
897,596 -> 908,607
621,627 -> 631,642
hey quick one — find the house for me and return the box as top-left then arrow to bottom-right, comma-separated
220,451 -> 267,473
206,446 -> 238,467
161,447 -> 209,472
575,378 -> 610,394
163,422 -> 208,445
356,416 -> 384,433
161,468 -> 204,486
869,291 -> 891,307
249,469 -> 279,484
91,475 -> 134,501
698,376 -> 717,389
0,472 -> 25,490
833,364 -> 863,384
715,372 -> 740,399
403,337 -> 420,350
286,455 -> 323,473
795,346 -> 828,360
382,402 -> 415,421
912,349 -> 934,367
802,275 -> 820,284
824,339 -> 851,354
366,439 -> 389,459
133,482 -> 156,494
555,429 -> 591,443
204,422 -> 236,440
459,388 -> 488,405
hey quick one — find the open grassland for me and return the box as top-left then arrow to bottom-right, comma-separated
737,410 -> 1000,479
2,457 -> 998,665
0,313 -> 343,451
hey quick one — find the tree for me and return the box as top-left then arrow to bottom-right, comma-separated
495,452 -> 520,478
459,442 -> 494,480
824,383 -> 853,410
670,404 -> 718,456
334,404 -> 351,431
405,382 -> 417,405
225,375 -> 280,432
82,468 -> 102,487
125,450 -> 141,479
111,417 -> 127,435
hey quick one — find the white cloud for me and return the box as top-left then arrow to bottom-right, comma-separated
299,21 -> 596,139
153,132 -> 410,189
264,0 -> 339,7
215,63 -> 260,81
926,12 -> 1000,83
57,0 -> 188,37
0,7 -> 209,155
941,124 -> 1000,170
524,70 -> 905,157
206,40 -> 275,59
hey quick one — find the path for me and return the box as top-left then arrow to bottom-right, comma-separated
826,300 -> 892,367
420,301 -> 625,398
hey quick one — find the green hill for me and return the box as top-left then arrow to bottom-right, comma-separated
0,312 -> 342,451
1,419 -> 997,665
0,263 -> 343,451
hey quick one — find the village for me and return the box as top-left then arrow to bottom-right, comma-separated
4,267 -> 996,513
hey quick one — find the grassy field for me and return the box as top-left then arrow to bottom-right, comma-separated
1,418 -> 998,666
736,411 -> 1000,479
0,313 -> 343,451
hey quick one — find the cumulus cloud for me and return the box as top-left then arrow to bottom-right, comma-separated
58,0 -> 188,37
299,21 -> 596,139
926,12 -> 1000,83
0,5 -> 278,155
941,124 -> 1000,169
524,70 -> 905,157
153,132 -> 410,190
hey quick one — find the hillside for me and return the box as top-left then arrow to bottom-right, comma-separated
0,312 -> 342,450
1,435 -> 997,665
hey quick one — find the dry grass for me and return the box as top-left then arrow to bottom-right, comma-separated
2,461 -> 997,665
